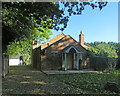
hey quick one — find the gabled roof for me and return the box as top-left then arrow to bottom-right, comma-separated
41,32 -> 65,50
42,35 -> 67,51
81,43 -> 91,48
61,42 -> 87,53
42,34 -> 88,53
42,35 -> 76,51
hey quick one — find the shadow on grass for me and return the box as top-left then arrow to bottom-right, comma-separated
2,65 -> 48,94
10,65 -> 40,72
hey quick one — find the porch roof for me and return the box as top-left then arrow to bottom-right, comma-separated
61,43 -> 83,53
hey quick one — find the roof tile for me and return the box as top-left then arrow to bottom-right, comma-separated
41,32 -> 66,50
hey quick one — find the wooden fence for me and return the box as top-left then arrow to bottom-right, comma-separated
2,55 -> 9,78
32,47 -> 41,70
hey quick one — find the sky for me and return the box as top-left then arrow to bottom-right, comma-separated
48,2 -> 118,43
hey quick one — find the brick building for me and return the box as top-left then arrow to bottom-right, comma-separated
34,31 -> 90,70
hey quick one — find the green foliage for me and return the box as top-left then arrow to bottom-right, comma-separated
86,42 -> 118,71
2,2 -> 108,53
89,56 -> 108,71
7,38 -> 32,65
2,2 -> 108,65
87,42 -> 118,58
6,15 -> 53,64
116,43 -> 120,69
3,65 -> 120,94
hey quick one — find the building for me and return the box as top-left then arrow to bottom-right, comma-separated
34,31 -> 90,70
9,55 -> 23,65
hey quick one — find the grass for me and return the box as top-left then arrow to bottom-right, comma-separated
10,65 -> 39,71
2,65 -> 80,94
2,65 -> 120,95
51,72 -> 120,94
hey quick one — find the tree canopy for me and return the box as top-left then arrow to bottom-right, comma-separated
2,2 -> 108,50
2,1 -> 108,64
86,42 -> 118,58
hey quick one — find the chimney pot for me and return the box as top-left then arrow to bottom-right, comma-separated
47,43 -> 49,46
81,30 -> 83,34
79,30 -> 84,46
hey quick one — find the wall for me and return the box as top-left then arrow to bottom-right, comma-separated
41,53 -> 62,70
41,35 -> 90,70
9,59 -> 20,65
41,51 -> 90,70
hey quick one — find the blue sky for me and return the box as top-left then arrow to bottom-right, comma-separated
49,2 -> 118,43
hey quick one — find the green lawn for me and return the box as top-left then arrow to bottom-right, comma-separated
10,65 -> 40,71
2,65 -> 120,95
51,72 -> 120,94
2,65 -> 79,94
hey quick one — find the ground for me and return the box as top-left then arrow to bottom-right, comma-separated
2,65 -> 80,94
2,65 -> 120,95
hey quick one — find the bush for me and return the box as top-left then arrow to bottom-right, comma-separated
89,56 -> 108,71
107,58 -> 117,71
104,82 -> 119,93
89,55 -> 118,72
116,58 -> 120,69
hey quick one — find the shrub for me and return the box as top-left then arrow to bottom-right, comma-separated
116,58 -> 120,69
89,56 -> 108,71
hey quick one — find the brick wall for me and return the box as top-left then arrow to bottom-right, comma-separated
41,53 -> 62,70
41,34 -> 90,70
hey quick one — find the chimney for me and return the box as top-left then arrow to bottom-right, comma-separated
79,30 -> 84,46
47,43 -> 49,46
32,39 -> 37,49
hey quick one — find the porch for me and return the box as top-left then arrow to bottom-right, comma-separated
62,46 -> 83,70
42,69 -> 101,75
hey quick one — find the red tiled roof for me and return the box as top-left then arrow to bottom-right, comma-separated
41,32 -> 66,50
42,35 -> 86,52
81,44 -> 91,48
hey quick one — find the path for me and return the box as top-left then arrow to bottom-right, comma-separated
43,69 -> 101,75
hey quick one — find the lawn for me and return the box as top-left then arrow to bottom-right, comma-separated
2,65 -> 120,95
51,72 -> 120,94
2,65 -> 79,94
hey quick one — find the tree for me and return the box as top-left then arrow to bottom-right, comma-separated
116,43 -> 120,69
87,42 -> 119,71
2,2 -> 108,64
87,42 -> 118,58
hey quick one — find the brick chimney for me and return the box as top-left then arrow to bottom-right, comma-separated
79,30 -> 84,46
32,39 -> 37,49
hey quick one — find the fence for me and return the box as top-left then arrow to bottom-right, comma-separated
31,46 -> 41,70
2,55 -> 9,78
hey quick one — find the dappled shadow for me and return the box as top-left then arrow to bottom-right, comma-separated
20,80 -> 47,85
32,81 -> 46,85
2,66 -> 81,94
23,76 -> 32,79
45,35 -> 76,52
2,72 -> 47,94
2,66 -> 47,94
2,66 -> 120,95
20,81 -> 30,84
10,65 -> 40,72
